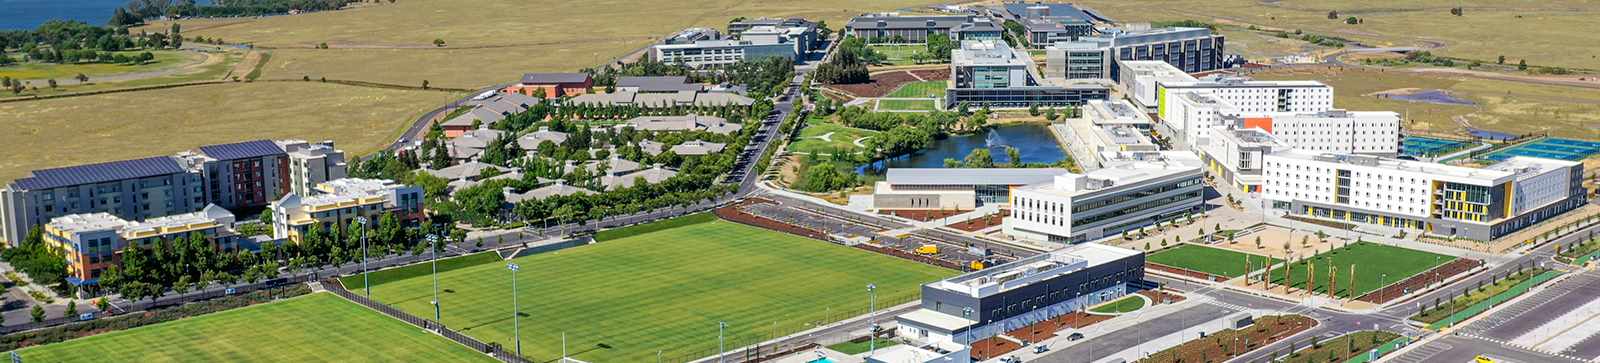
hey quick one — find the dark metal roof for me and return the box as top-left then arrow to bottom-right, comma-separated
1003,2 -> 1097,23
13,156 -> 187,190
198,139 -> 285,160
617,76 -> 703,92
846,15 -> 973,30
520,73 -> 591,85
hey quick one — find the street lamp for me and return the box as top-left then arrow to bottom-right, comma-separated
356,216 -> 369,298
508,262 -> 522,357
1380,273 -> 1388,303
428,234 -> 441,322
867,283 -> 878,357
962,307 -> 974,346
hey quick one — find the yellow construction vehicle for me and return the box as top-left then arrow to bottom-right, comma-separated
969,260 -> 987,270
915,244 -> 940,255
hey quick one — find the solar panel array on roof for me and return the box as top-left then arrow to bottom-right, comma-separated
13,156 -> 187,190
198,140 -> 285,161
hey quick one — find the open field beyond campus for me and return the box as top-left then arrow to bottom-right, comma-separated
791,115 -> 878,155
0,51 -> 241,99
1147,244 -> 1282,278
1252,67 -> 1600,139
0,51 -> 191,81
361,216 -> 955,362
1065,0 -> 1600,70
148,0 -> 946,89
1267,242 -> 1454,298
13,293 -> 494,363
0,82 -> 462,182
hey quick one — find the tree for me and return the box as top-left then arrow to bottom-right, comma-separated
96,298 -> 110,312
47,79 -> 57,89
1345,16 -> 1360,25
76,73 -> 89,83
65,300 -> 78,317
1517,59 -> 1528,71
31,305 -> 45,323
1044,107 -> 1059,121
1027,103 -> 1040,116
1497,55 -> 1506,64
1256,236 -> 1263,248
433,38 -> 446,47
1006,146 -> 1022,167
1328,10 -> 1339,20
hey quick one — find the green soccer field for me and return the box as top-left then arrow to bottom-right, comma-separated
1268,242 -> 1455,298
13,293 -> 494,363
885,81 -> 947,99
1147,244 -> 1281,278
362,217 -> 956,362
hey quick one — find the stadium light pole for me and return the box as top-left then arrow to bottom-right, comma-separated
429,234 -> 441,322
867,283 -> 878,357
962,307 -> 973,346
356,216 -> 369,298
718,321 -> 728,363
509,262 -> 523,357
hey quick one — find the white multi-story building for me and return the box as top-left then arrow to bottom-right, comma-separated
1117,60 -> 1197,112
1157,92 -> 1234,148
1158,78 -> 1333,117
269,178 -> 424,242
1200,127 -> 1290,193
1263,151 -> 1586,240
1004,152 -> 1205,243
1234,110 -> 1402,157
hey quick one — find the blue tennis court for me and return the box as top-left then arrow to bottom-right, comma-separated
1403,136 -> 1469,157
1482,138 -> 1600,161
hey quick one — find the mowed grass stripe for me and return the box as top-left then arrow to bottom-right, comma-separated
1147,244 -> 1282,278
364,219 -> 955,362
14,293 -> 495,363
1269,242 -> 1454,297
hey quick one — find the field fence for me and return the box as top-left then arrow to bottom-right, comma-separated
322,278 -> 532,363
665,292 -> 920,363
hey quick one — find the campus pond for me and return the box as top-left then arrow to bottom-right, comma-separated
857,123 -> 1066,175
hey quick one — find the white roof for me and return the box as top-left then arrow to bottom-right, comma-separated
897,308 -> 974,332
1270,150 -> 1514,184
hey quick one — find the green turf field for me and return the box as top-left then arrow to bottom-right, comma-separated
877,99 -> 939,112
885,81 -> 947,98
362,216 -> 955,362
340,251 -> 502,290
1147,244 -> 1281,278
12,293 -> 494,363
1268,242 -> 1454,298
1088,295 -> 1146,314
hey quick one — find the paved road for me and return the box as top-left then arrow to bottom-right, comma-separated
389,83 -> 511,152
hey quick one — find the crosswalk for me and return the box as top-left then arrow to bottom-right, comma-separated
1387,341 -> 1451,363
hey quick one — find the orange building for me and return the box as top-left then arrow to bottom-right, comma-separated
503,73 -> 593,99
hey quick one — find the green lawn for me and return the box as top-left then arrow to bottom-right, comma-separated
827,338 -> 900,355
362,216 -> 956,362
12,293 -> 494,363
885,80 -> 947,98
868,44 -> 934,66
790,114 -> 880,155
1088,295 -> 1146,314
877,99 -> 939,112
1268,242 -> 1454,298
1147,244 -> 1281,278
